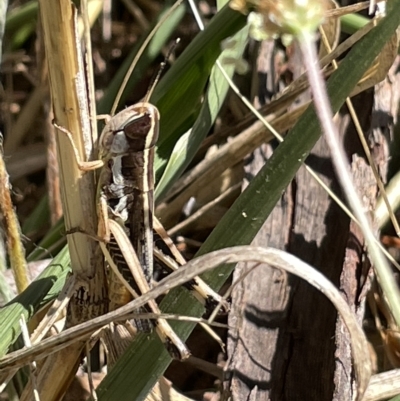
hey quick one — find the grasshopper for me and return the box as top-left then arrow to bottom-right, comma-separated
95,100 -> 228,357
60,97 -> 227,361
81,102 -> 190,359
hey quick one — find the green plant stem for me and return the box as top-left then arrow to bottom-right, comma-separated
340,14 -> 369,35
297,31 -> 400,327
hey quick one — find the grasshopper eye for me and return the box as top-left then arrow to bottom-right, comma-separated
124,114 -> 152,140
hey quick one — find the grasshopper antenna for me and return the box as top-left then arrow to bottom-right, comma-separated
111,0 -> 184,116
141,38 -> 181,111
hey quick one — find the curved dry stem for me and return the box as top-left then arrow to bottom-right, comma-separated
0,246 -> 370,398
362,369 -> 400,401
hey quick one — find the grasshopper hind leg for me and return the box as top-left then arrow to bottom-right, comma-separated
107,268 -> 153,333
106,235 -> 154,333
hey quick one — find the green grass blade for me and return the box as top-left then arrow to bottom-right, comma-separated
97,4 -> 400,400
152,4 -> 247,176
5,1 -> 37,36
0,246 -> 70,357
26,218 -> 66,262
22,196 -> 49,237
155,25 -> 249,200
10,22 -> 35,50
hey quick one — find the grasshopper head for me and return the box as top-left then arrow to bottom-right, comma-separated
123,103 -> 159,152
98,103 -> 159,161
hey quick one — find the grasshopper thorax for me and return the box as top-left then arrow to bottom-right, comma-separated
99,103 -> 160,160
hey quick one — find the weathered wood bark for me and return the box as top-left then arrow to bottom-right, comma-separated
333,156 -> 376,401
333,58 -> 400,399
224,46 -> 399,401
225,129 -> 351,400
225,144 -> 294,401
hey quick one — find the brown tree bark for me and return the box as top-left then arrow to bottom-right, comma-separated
224,43 -> 399,400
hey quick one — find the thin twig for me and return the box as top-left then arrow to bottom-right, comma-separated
297,32 -> 400,327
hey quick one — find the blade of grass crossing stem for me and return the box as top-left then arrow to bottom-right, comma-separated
155,25 -> 249,200
0,246 -> 70,357
97,5 -> 400,401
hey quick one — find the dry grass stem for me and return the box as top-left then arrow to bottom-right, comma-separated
362,369 -> 400,401
167,183 -> 241,236
30,0 -> 107,399
319,24 -> 400,235
40,1 -> 97,275
325,1 -> 370,17
0,144 -> 29,293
